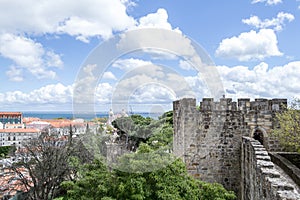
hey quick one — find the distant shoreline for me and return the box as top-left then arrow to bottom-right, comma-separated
22,111 -> 160,120
22,112 -> 107,120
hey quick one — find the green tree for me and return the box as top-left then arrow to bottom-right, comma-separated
0,146 -> 13,158
61,159 -> 115,200
273,99 -> 300,152
111,112 -> 173,151
61,111 -> 236,200
62,156 -> 235,200
112,115 -> 154,150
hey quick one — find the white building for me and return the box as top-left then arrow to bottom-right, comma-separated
4,123 -> 24,129
0,112 -> 23,129
0,128 -> 40,147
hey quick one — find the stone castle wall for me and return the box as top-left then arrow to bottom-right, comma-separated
241,137 -> 300,200
173,97 -> 287,197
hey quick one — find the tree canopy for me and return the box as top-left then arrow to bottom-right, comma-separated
273,99 -> 300,153
60,111 -> 236,200
62,157 -> 236,200
0,146 -> 13,158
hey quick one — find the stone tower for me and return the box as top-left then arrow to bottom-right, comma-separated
173,97 -> 287,195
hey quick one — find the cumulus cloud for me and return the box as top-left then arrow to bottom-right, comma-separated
138,8 -> 173,30
184,73 -> 211,98
130,84 -> 176,105
2,61 -> 300,110
102,71 -> 117,80
0,0 -> 136,81
111,64 -> 195,110
0,0 -> 136,42
5,66 -> 23,82
217,61 -> 300,99
112,58 -> 152,71
251,0 -> 282,5
95,82 -> 114,103
128,8 -> 182,60
215,29 -> 282,61
179,60 -> 194,70
0,82 -> 114,110
0,33 -> 62,80
0,6 -> 184,82
0,83 -> 73,105
242,12 -> 294,31
73,64 -> 99,105
117,27 -> 224,98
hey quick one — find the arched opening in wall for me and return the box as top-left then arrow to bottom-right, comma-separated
253,129 -> 264,145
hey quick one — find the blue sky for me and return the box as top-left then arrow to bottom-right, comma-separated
0,0 -> 300,112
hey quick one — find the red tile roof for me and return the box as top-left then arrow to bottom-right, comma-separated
0,167 -> 32,198
0,128 -> 39,133
0,112 -> 22,115
43,119 -> 86,128
22,117 -> 40,123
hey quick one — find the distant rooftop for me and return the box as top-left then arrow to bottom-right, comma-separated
0,128 -> 39,133
0,112 -> 22,115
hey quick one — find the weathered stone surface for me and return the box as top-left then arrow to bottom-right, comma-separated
257,155 -> 271,161
241,137 -> 300,200
173,98 -> 300,200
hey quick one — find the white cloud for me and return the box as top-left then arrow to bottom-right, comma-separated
5,66 -> 23,82
0,0 -> 136,81
184,73 -> 210,98
73,64 -> 98,104
116,27 -> 224,98
216,29 -> 282,61
2,61 -> 300,110
0,83 -> 73,105
129,8 -> 182,60
45,51 -> 63,67
251,0 -> 282,5
0,33 -> 62,80
57,16 -> 114,42
110,64 -> 195,111
0,82 -> 113,109
112,58 -> 152,71
138,8 -> 173,30
0,0 -> 136,42
242,12 -> 294,31
179,60 -> 193,70
217,61 -> 300,99
95,82 -> 114,102
130,84 -> 176,103
103,71 -> 117,80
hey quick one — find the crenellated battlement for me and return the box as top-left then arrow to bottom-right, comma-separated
199,98 -> 287,112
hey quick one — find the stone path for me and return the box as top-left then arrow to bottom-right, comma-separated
274,163 -> 300,195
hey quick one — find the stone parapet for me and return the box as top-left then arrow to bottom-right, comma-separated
241,137 -> 300,200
